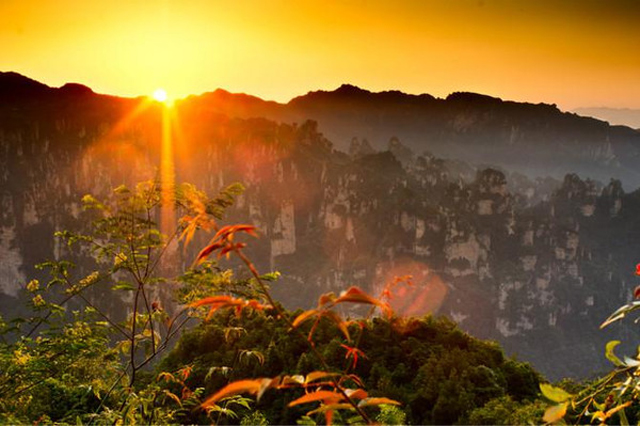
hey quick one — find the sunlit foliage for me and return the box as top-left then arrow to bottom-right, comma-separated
0,181 -> 544,424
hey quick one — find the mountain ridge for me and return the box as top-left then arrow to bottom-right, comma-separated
0,71 -> 613,125
4,71 -> 640,189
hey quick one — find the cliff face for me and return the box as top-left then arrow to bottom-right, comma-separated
190,83 -> 640,188
2,73 -> 640,379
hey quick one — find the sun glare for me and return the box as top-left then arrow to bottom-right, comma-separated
153,88 -> 168,103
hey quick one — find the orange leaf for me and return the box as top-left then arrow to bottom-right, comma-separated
341,344 -> 366,369
293,309 -> 319,328
345,374 -> 366,388
162,390 -> 182,406
324,310 -> 350,342
543,402 -> 568,423
357,397 -> 402,407
157,372 -> 175,383
189,295 -> 234,308
279,375 -> 305,387
288,390 -> 344,407
189,296 -> 266,320
307,403 -> 354,419
345,388 -> 368,400
179,366 -> 192,380
318,292 -> 336,307
305,371 -> 339,384
246,299 -> 266,311
257,377 -> 279,401
335,287 -> 390,317
219,242 -> 247,258
214,224 -> 258,241
195,242 -> 224,264
200,379 -> 264,409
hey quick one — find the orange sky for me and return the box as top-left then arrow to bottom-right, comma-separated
1,0 -> 639,110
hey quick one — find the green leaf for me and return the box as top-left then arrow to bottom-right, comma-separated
113,184 -> 130,194
112,283 -> 136,291
619,404 -> 630,426
540,383 -> 572,403
260,271 -> 281,281
605,340 -> 625,367
357,397 -> 401,407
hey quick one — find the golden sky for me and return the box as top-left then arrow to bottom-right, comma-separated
1,0 -> 639,109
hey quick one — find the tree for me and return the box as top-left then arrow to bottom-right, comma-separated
0,179 -> 244,423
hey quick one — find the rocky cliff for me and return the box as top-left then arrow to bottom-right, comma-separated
2,72 -> 640,379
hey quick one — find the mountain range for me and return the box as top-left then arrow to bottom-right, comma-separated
573,107 -> 640,130
2,71 -> 640,380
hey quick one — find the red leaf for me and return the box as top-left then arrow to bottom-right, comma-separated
345,388 -> 368,400
195,242 -> 224,264
189,296 -> 266,320
189,295 -> 234,308
334,287 -> 392,317
214,224 -> 258,241
200,379 -> 264,408
326,409 -> 333,426
335,287 -> 381,306
345,374 -> 366,388
288,390 -> 344,407
341,344 -> 366,369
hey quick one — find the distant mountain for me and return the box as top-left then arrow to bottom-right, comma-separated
0,71 -> 95,100
182,82 -> 640,189
2,72 -> 640,380
11,71 -> 634,188
573,107 -> 640,130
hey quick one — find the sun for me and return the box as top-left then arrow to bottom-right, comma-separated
153,88 -> 168,102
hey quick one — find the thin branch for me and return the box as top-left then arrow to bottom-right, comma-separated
24,271 -> 112,339
76,293 -> 131,339
87,362 -> 131,426
140,284 -> 157,355
135,314 -> 193,371
129,283 -> 142,386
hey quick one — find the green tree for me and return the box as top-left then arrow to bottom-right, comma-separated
0,179 -> 244,423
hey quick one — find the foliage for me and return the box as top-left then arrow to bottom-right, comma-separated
160,303 -> 542,424
467,395 -> 546,425
0,180 -> 547,424
0,180 -> 245,424
537,265 -> 640,425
